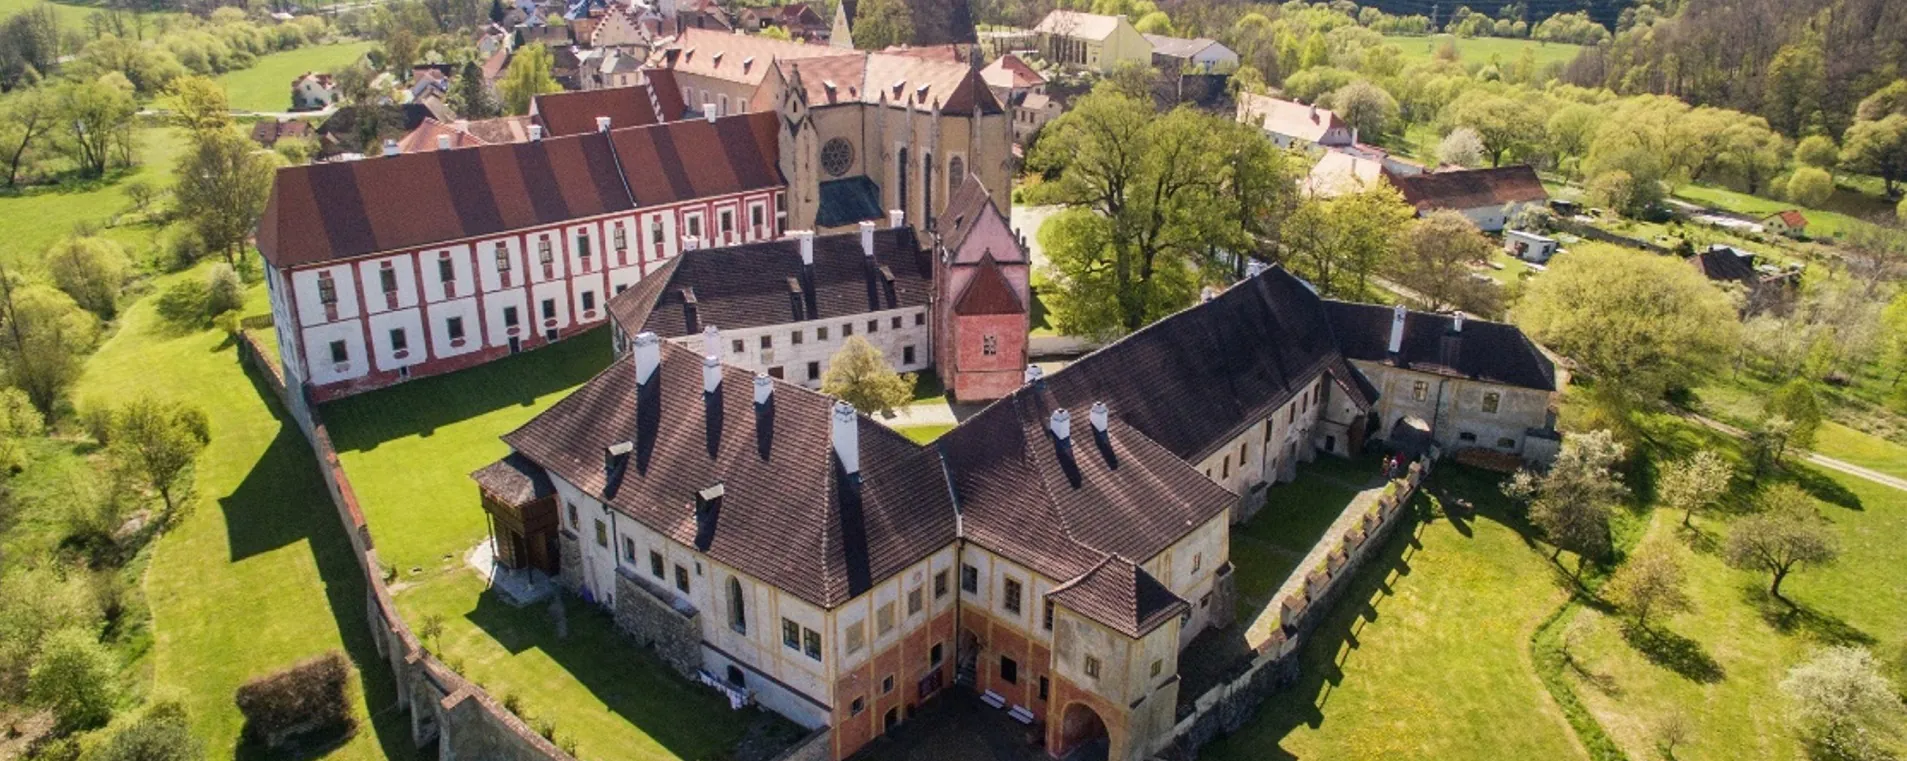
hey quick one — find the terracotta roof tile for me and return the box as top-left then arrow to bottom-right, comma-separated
1048,556 -> 1186,638
532,79 -> 679,137
951,253 -> 1023,316
1389,165 -> 1548,212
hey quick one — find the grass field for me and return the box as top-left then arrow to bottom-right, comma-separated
1383,34 -> 1587,71
896,423 -> 953,443
0,126 -> 186,271
214,41 -> 374,113
76,266 -> 414,761
0,0 -> 181,36
1673,183 -> 1886,241
1206,465 -> 1586,761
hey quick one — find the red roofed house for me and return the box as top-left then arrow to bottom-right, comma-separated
291,72 -> 336,111
1237,92 -> 1354,151
1762,209 -> 1808,238
1386,165 -> 1550,232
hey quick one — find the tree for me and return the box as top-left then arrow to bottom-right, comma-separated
1725,484 -> 1838,601
489,0 -> 504,23
1764,379 -> 1822,452
28,627 -> 116,733
1746,415 -> 1796,478
1653,709 -> 1694,761
1283,183 -> 1413,299
851,0 -> 913,50
0,271 -> 98,420
0,87 -> 57,187
331,62 -> 376,106
1604,539 -> 1692,630
1387,210 -> 1501,315
1503,429 -> 1626,573
1714,118 -> 1786,195
1545,103 -> 1600,178
1437,126 -> 1486,168
109,397 -> 211,517
1658,449 -> 1731,527
1787,166 -> 1834,208
498,43 -> 560,115
168,74 -> 231,137
93,704 -> 203,761
1795,135 -> 1839,171
820,337 -> 913,415
1841,115 -> 1907,197
54,75 -> 138,178
173,127 -> 277,268
1442,91 -> 1542,166
45,236 -> 129,320
1586,169 -> 1663,218
1780,647 -> 1905,761
381,28 -> 418,76
1330,80 -> 1398,143
1515,245 -> 1738,414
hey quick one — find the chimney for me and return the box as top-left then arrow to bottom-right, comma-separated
1049,408 -> 1072,442
437,134 -> 452,150
859,220 -> 876,257
703,324 -> 721,355
681,287 -> 700,333
888,209 -> 905,229
1088,401 -> 1108,433
796,230 -> 815,265
382,138 -> 400,155
596,115 -> 612,132
704,105 -> 717,123
1351,126 -> 1359,145
530,124 -> 544,140
831,400 -> 859,478
752,373 -> 773,405
1387,304 -> 1407,355
1024,364 -> 1043,386
1200,286 -> 1218,303
702,353 -> 721,393
632,331 -> 662,385
1246,259 -> 1267,278
682,236 -> 702,251
1452,311 -> 1465,333
1440,312 -> 1465,371
604,440 -> 634,478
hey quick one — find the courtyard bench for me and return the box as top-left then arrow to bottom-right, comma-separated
1008,705 -> 1036,724
981,690 -> 1007,709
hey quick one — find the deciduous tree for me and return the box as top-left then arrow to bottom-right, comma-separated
1437,126 -> 1486,168
109,397 -> 211,517
1795,135 -> 1839,171
173,127 -> 278,267
820,337 -> 914,415
1330,80 -> 1397,143
1604,539 -> 1692,630
168,74 -> 231,137
1503,429 -> 1626,573
1387,210 -> 1500,315
851,0 -> 914,50
1658,449 -> 1732,527
0,271 -> 97,420
1282,183 -> 1413,299
498,43 -> 560,115
1764,379 -> 1823,452
54,74 -> 137,178
0,87 -> 56,188
1725,484 -> 1838,601
28,627 -> 116,733
1787,166 -> 1834,208
1841,114 -> 1907,197
45,236 -> 129,320
1780,646 -> 1905,761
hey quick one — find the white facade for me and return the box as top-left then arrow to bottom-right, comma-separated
651,306 -> 933,388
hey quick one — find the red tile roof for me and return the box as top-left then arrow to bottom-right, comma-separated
607,110 -> 780,206
952,253 -> 1024,316
1389,165 -> 1548,212
1769,209 -> 1807,228
531,77 -> 683,137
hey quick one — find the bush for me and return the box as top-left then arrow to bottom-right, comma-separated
1795,135 -> 1839,170
206,264 -> 243,315
163,227 -> 208,270
234,651 -> 357,750
28,627 -> 118,734
155,280 -> 210,327
46,237 -> 130,320
1786,167 -> 1834,208
92,705 -> 203,761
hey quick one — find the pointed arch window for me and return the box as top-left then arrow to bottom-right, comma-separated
727,577 -> 747,634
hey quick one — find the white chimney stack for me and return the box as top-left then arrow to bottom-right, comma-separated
1088,401 -> 1108,433
702,354 -> 721,394
831,400 -> 860,476
596,115 -> 612,132
682,236 -> 701,251
1024,365 -> 1043,385
633,331 -> 662,385
704,105 -> 717,123
1452,311 -> 1465,333
1049,408 -> 1072,441
437,134 -> 452,150
859,220 -> 876,257
530,124 -> 544,141
1388,304 -> 1407,354
703,324 -> 721,355
796,230 -> 815,265
383,138 -> 400,155
752,373 -> 773,405
888,209 -> 905,229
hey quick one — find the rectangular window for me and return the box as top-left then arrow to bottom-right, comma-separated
687,215 -> 702,238
379,266 -> 397,293
881,675 -> 894,694
438,256 -> 454,283
1084,656 -> 1101,679
317,274 -> 337,304
650,550 -> 665,579
891,316 -> 902,330
613,223 -> 627,251
541,299 -> 556,320
982,335 -> 998,355
503,306 -> 520,327
849,697 -> 864,715
760,335 -> 771,350
1043,599 -> 1055,630
566,502 -> 578,528
1192,552 -> 1202,573
902,346 -> 916,365
1038,676 -> 1049,701
1499,437 -> 1517,449
581,292 -> 596,311
621,537 -> 635,563
1412,380 -> 1429,401
651,220 -> 665,247
817,326 -> 829,341
1003,578 -> 1022,615
675,565 -> 689,593
791,329 -> 803,345
930,642 -> 943,665
731,339 -> 744,354
867,319 -> 878,333
1221,455 -> 1230,479
720,209 -> 733,235
999,656 -> 1017,684
447,316 -> 465,341
328,340 -> 348,364
842,322 -> 853,337
781,618 -> 800,649
593,519 -> 607,548
845,620 -> 865,654
804,628 -> 821,659
495,242 -> 512,272
907,587 -> 923,616
751,204 -> 764,228
1482,392 -> 1501,414
807,361 -> 820,380
915,312 -> 925,326
538,237 -> 553,264
1150,659 -> 1163,678
934,569 -> 949,598
389,329 -> 407,353
960,564 -> 978,594
876,602 -> 894,635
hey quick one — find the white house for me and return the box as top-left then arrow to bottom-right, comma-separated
1505,229 -> 1558,263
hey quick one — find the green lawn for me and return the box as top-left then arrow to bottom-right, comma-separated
0,126 -> 186,270
896,423 -> 953,444
76,266 -> 414,760
1226,455 -> 1375,621
1206,466 -> 1586,761
1672,183 -> 1885,241
0,0 -> 182,37
1383,33 -> 1587,71
213,41 -> 374,113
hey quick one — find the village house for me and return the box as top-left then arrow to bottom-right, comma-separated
1689,244 -> 1801,315
1388,165 -> 1550,232
1142,34 -> 1237,73
529,73 -> 685,135
1031,11 -> 1150,72
737,3 -> 829,41
290,72 -> 336,111
979,53 -> 1057,144
1504,228 -> 1559,263
1237,92 -> 1357,151
247,118 -> 312,149
1761,209 -> 1808,238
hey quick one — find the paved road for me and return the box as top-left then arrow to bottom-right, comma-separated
1685,413 -> 1907,493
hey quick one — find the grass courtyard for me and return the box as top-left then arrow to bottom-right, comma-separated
213,41 -> 375,113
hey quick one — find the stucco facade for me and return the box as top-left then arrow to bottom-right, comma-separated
1352,360 -> 1554,457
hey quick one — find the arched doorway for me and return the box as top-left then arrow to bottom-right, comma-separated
1056,702 -> 1109,761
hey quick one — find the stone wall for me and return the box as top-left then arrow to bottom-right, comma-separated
1205,563 -> 1239,632
236,332 -> 577,761
767,726 -> 833,761
612,567 -> 703,678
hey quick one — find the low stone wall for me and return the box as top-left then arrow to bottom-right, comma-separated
613,567 -> 703,679
1154,460 -> 1431,761
767,726 -> 833,761
236,332 -> 576,761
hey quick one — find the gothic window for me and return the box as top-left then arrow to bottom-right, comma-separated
727,577 -> 746,634
820,137 -> 854,178
949,155 -> 965,184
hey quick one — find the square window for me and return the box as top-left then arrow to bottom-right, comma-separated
732,339 -> 745,354
914,312 -> 925,326
807,361 -> 821,380
1084,656 -> 1101,679
804,628 -> 822,659
960,564 -> 978,594
850,697 -> 865,715
760,335 -> 771,350
675,565 -> 690,593
1412,380 -> 1429,401
792,330 -> 803,345
881,675 -> 894,694
907,587 -> 923,616
843,323 -> 853,337
934,570 -> 949,598
782,618 -> 801,649
1003,578 -> 1022,615
999,656 -> 1017,684
1482,392 -> 1501,414
650,550 -> 665,579
817,326 -> 829,341
867,319 -> 878,333
891,316 -> 902,329
845,620 -> 865,654
1459,432 -> 1478,443
1150,659 -> 1162,678
328,340 -> 348,364
581,292 -> 596,311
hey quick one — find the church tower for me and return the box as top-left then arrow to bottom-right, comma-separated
772,63 -> 822,231
930,174 -> 1029,401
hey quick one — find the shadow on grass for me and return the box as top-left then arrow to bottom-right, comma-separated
228,356 -> 422,761
461,583 -> 780,761
1779,463 -> 1864,512
1619,624 -> 1725,684
1741,585 -> 1876,647
323,328 -> 610,452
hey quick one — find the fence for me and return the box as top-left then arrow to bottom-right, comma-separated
1154,459 -> 1431,761
235,332 -> 577,761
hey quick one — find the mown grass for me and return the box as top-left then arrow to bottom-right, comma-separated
1672,183 -> 1888,241
0,0 -> 182,36
212,41 -> 374,113
1382,33 -> 1587,71
76,265 -> 414,761
0,125 -> 187,271
896,423 -> 953,444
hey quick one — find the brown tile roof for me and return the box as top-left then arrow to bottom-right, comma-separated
461,114 -> 535,144
608,227 -> 930,337
481,46 -> 511,82
472,452 -> 555,506
260,130 -> 632,269
1238,93 -> 1346,144
532,80 -> 678,137
951,253 -> 1023,316
499,341 -> 957,608
933,174 -> 1016,258
662,29 -> 1000,114
840,0 -> 975,45
980,53 -> 1044,91
1323,301 -> 1557,391
1048,556 -> 1186,638
1690,246 -> 1758,286
395,118 -> 491,153
1389,165 -> 1548,212
665,28 -> 842,88
607,110 -> 781,206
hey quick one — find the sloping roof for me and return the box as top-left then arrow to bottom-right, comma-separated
1141,34 -> 1223,60
609,227 -> 930,337
1237,92 -> 1345,144
951,253 -> 1024,316
395,118 -> 490,153
1323,301 -> 1557,391
840,0 -> 975,46
1766,209 -> 1807,227
472,452 -> 555,506
1389,165 -> 1548,212
1047,556 -> 1186,638
531,80 -> 680,137
771,48 -> 1002,115
1690,246 -> 1758,285
980,53 -> 1044,91
462,114 -> 535,144
1033,10 -> 1125,41
665,28 -> 842,87
607,110 -> 781,207
816,176 -> 885,228
1306,150 -> 1387,197
500,340 -> 957,608
933,174 -> 1015,257
481,46 -> 511,82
